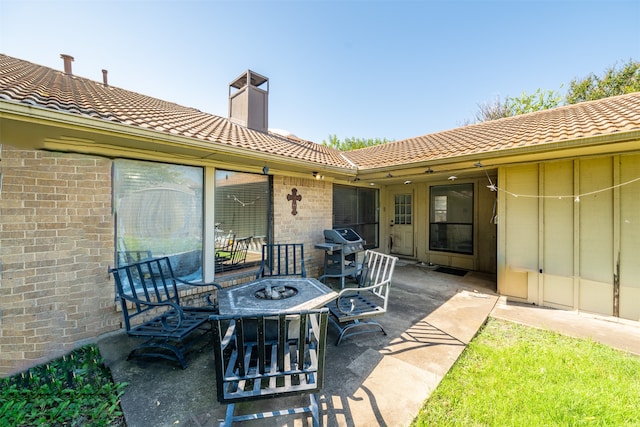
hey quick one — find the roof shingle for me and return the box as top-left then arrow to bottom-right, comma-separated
2,53 -> 639,173
0,54 -> 352,169
343,92 -> 640,169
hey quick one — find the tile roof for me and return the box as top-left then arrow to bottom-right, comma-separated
0,54 -> 352,169
343,92 -> 640,169
1,54 -> 639,173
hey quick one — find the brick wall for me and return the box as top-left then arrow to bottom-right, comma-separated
0,145 -> 336,377
273,176 -> 333,277
0,146 -> 119,376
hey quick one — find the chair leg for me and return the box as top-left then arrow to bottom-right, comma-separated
221,395 -> 320,426
128,339 -> 188,369
332,319 -> 387,345
310,393 -> 320,427
222,403 -> 235,427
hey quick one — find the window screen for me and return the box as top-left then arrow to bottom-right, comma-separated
333,185 -> 379,248
429,183 -> 473,254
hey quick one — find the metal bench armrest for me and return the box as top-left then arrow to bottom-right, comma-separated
172,277 -> 222,309
334,280 -> 389,315
173,277 -> 222,290
118,293 -> 181,311
118,295 -> 185,332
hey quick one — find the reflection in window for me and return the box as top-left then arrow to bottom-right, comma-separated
333,185 -> 379,248
429,183 -> 473,254
214,170 -> 269,272
114,160 -> 203,280
433,195 -> 447,222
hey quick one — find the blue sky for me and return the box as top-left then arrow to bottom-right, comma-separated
1,0 -> 639,144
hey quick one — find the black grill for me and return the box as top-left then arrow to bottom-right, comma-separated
315,228 -> 365,288
323,228 -> 364,255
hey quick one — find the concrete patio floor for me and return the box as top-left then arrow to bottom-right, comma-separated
97,263 -> 640,427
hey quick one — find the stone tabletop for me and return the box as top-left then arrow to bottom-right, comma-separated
218,277 -> 338,315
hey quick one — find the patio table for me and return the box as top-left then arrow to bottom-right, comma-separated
217,277 -> 337,316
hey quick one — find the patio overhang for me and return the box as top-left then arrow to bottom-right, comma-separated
3,99 -> 639,186
0,101 -> 358,181
349,131 -> 640,185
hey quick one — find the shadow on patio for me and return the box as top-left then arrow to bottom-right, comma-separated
98,263 -> 498,427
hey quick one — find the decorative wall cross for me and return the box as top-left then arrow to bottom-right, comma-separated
286,188 -> 302,216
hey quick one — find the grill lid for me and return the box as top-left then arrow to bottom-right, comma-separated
324,228 -> 363,244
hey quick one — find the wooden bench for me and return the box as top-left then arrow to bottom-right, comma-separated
327,250 -> 398,345
109,256 -> 221,369
210,308 -> 329,426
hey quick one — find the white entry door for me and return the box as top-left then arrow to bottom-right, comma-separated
391,192 -> 414,256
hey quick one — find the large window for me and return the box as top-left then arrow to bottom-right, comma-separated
429,183 -> 473,254
114,160 -> 203,279
333,185 -> 379,248
214,170 -> 270,271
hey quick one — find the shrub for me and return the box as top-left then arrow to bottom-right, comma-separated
0,345 -> 127,427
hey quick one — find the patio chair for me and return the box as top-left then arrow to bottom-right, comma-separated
327,250 -> 398,345
210,308 -> 329,427
109,256 -> 221,368
215,234 -> 236,265
215,236 -> 251,272
256,243 -> 306,278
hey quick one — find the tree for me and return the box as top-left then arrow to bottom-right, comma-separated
474,95 -> 510,122
565,59 -> 640,104
473,89 -> 562,123
505,88 -> 563,116
322,135 -> 393,151
471,59 -> 639,123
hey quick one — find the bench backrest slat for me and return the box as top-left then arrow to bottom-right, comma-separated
110,257 -> 181,330
358,250 -> 397,312
256,244 -> 306,278
229,236 -> 251,266
210,309 -> 328,404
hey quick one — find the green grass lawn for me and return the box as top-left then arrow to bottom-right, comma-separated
3,319 -> 638,426
413,317 -> 640,427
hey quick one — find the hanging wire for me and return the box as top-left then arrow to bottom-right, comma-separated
486,171 -> 640,202
485,170 -> 498,192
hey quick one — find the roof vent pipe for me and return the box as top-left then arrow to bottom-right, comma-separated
60,54 -> 74,75
102,69 -> 108,86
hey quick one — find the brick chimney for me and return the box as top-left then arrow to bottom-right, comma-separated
228,70 -> 269,133
60,54 -> 74,75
